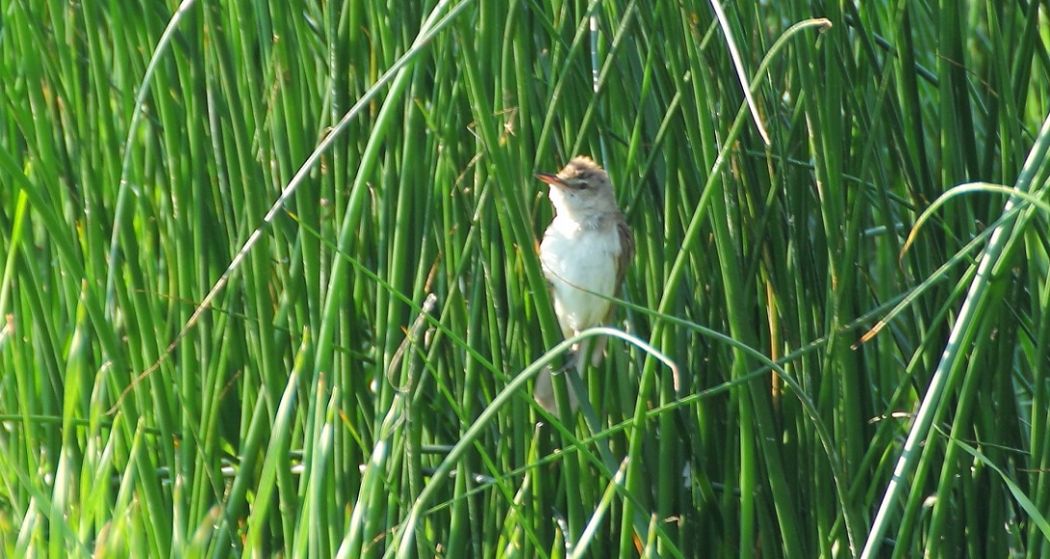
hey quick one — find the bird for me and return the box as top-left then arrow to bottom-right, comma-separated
533,155 -> 634,413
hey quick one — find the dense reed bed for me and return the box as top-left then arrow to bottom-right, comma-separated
2,1 -> 1050,556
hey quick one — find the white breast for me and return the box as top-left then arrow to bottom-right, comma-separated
540,216 -> 622,339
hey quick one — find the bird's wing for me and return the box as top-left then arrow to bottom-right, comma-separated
588,216 -> 633,365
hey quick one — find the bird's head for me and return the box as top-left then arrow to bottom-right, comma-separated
535,156 -> 618,219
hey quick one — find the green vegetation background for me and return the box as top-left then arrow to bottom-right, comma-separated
2,0 -> 1050,557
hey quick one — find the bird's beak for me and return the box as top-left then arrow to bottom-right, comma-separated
535,172 -> 566,188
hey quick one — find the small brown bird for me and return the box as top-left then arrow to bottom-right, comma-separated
534,156 -> 634,413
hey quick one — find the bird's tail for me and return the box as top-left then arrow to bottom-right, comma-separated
536,337 -> 604,414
